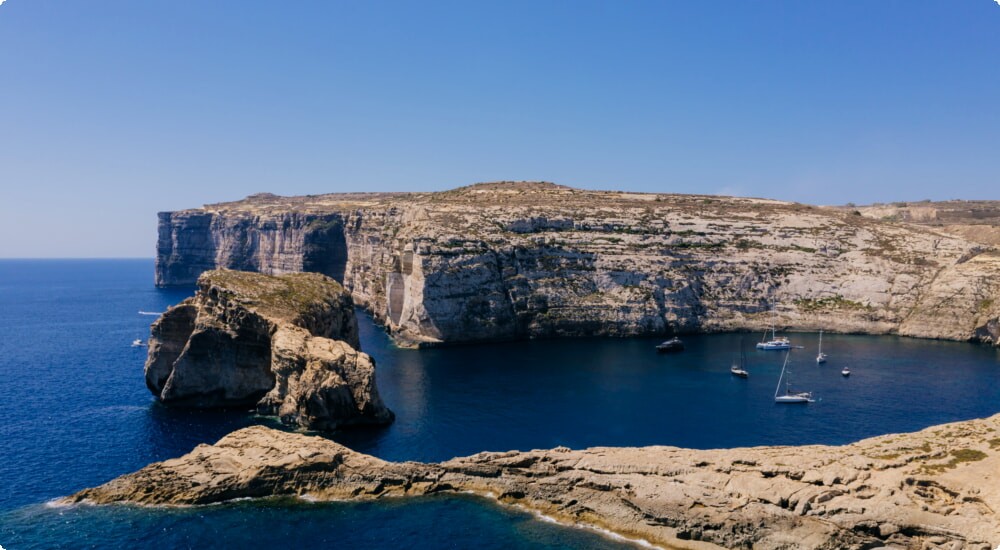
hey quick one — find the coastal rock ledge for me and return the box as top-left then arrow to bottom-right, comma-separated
145,269 -> 393,430
68,416 -> 1000,549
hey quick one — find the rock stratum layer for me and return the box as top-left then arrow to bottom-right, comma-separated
145,269 -> 393,430
68,415 -> 1000,549
155,182 -> 1000,347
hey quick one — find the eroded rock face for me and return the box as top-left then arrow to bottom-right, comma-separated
68,415 -> 1000,549
145,270 -> 392,430
155,182 -> 1000,347
257,325 -> 393,430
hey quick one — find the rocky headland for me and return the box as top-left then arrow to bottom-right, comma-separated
145,269 -> 393,430
154,182 -> 1000,348
851,200 -> 1000,247
67,415 -> 1000,549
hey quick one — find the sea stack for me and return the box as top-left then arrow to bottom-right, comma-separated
144,269 -> 394,430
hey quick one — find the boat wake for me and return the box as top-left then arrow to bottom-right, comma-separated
138,311 -> 163,316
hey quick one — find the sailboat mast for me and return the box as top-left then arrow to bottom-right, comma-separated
774,350 -> 789,399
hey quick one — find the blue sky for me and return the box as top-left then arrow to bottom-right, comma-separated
1,1 -> 998,257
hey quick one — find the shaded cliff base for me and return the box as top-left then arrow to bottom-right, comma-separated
67,415 -> 1000,549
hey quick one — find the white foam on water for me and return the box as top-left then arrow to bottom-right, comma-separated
138,311 -> 163,316
522,507 -> 661,549
44,498 -> 75,509
459,489 -> 662,549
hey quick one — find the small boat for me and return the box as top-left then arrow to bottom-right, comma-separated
816,329 -> 828,364
774,350 -> 814,403
132,339 -> 145,347
730,339 -> 749,378
656,337 -> 684,353
841,366 -> 850,377
756,306 -> 792,350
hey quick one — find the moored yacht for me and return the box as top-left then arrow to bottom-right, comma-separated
816,329 -> 828,363
656,337 -> 684,353
730,339 -> 749,378
774,350 -> 814,403
756,306 -> 792,350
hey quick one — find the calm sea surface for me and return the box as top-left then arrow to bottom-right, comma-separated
2,259 -> 999,548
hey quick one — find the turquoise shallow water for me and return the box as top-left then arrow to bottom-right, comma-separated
2,259 -> 999,548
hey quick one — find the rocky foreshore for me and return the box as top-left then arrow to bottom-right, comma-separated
145,269 -> 394,430
67,415 -> 1000,549
154,182 -> 1000,348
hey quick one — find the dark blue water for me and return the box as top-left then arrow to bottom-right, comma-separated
2,260 -> 999,548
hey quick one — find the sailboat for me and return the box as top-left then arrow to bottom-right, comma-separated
774,350 -> 814,403
756,306 -> 791,350
730,339 -> 749,378
816,330 -> 828,364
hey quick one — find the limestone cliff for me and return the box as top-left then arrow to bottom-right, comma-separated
67,415 -> 1000,549
154,182 -> 1000,347
852,200 -> 1000,246
145,269 -> 393,430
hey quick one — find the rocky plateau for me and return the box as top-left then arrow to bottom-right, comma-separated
145,269 -> 394,430
155,182 -> 1000,348
67,414 -> 1000,549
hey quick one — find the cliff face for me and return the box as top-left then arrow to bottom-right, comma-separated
145,270 -> 392,430
67,415 -> 1000,549
155,210 -> 348,287
155,182 -> 1000,347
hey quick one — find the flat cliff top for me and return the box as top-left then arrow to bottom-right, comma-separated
170,181 -> 963,244
187,181 -> 797,214
68,414 -> 1000,549
197,270 -> 350,325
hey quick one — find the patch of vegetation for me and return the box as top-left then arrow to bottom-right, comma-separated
978,298 -> 995,313
201,270 -> 346,321
871,453 -> 901,460
794,295 -> 872,312
734,239 -> 764,251
672,240 -> 726,250
922,448 -> 988,474
988,438 -> 1000,449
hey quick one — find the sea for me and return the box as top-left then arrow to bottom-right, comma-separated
2,259 -> 999,549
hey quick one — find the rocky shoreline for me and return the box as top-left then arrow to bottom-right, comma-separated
66,415 -> 1000,549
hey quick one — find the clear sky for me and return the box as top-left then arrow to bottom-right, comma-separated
1,1 -> 998,257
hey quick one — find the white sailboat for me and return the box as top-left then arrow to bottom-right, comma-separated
816,330 -> 828,364
756,306 -> 791,350
774,350 -> 814,403
730,339 -> 749,378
